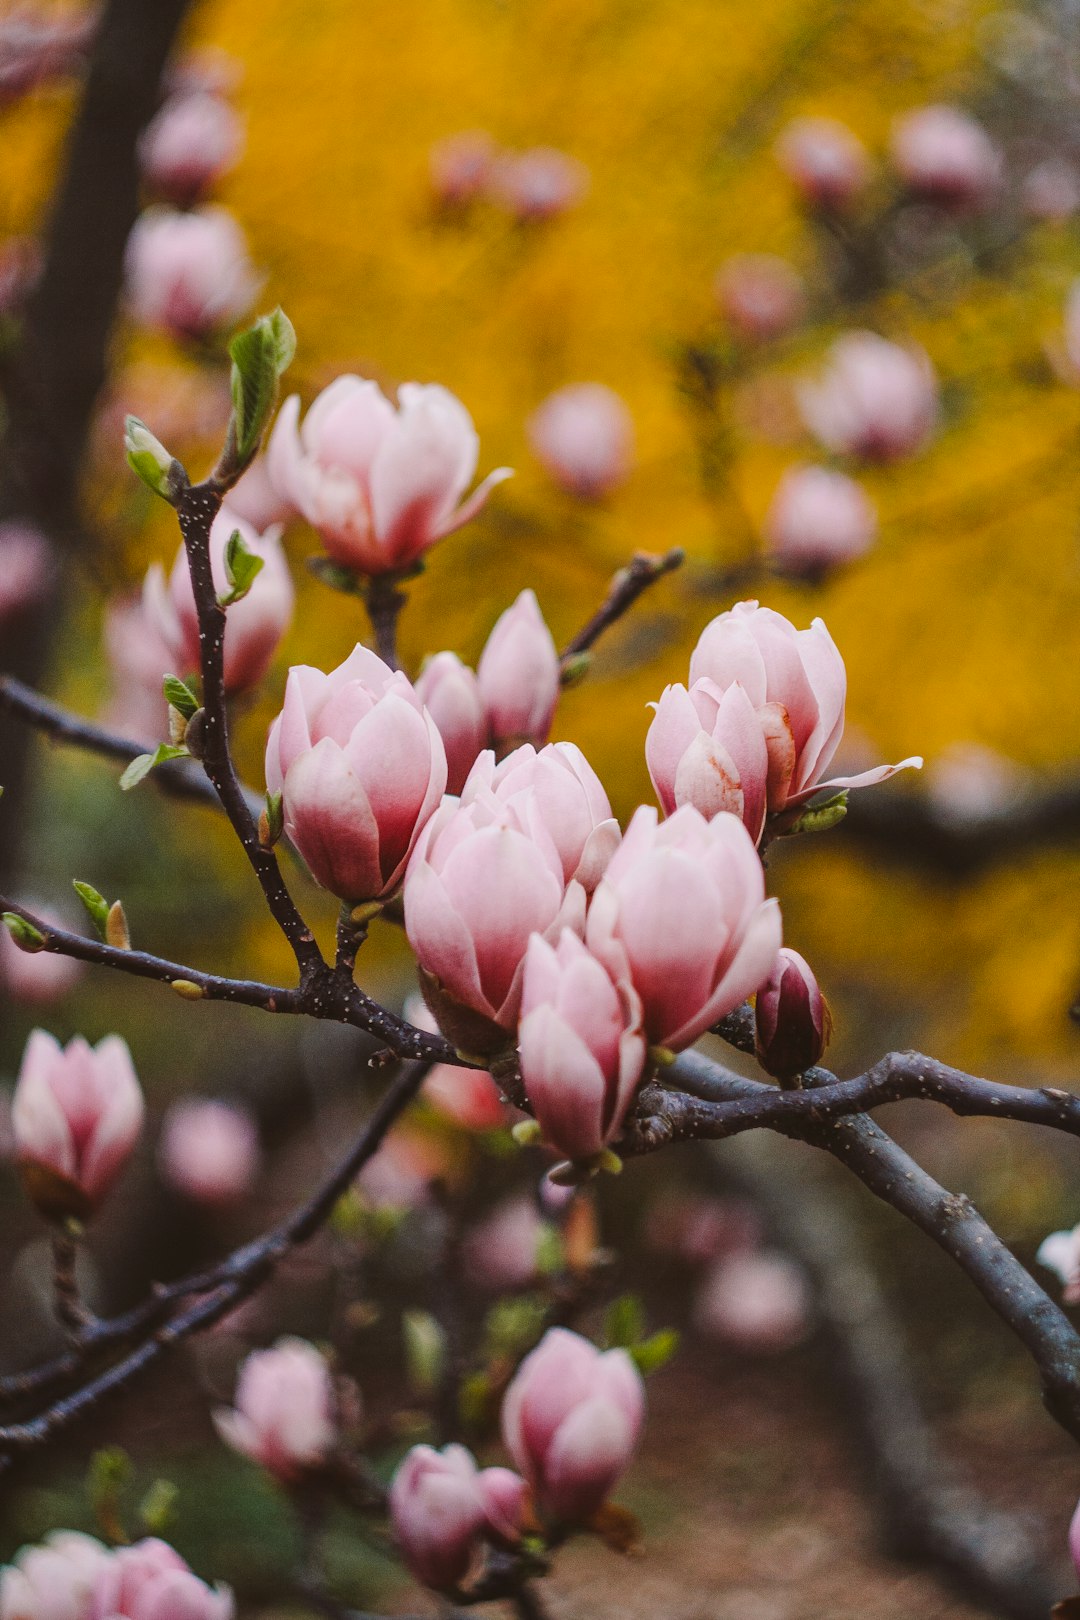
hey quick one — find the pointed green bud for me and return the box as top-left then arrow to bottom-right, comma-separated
2,912 -> 46,951
124,417 -> 187,505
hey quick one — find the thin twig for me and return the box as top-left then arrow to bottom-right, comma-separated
559,549 -> 685,668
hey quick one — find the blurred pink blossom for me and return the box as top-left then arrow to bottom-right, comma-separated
90,1541 -> 233,1620
495,147 -> 588,221
528,384 -> 633,499
775,116 -> 872,211
694,1252 -> 811,1351
0,1531 -> 112,1620
213,1337 -> 337,1480
429,130 -> 497,207
390,1443 -> 524,1590
0,522 -> 54,620
462,1196 -> 546,1290
715,254 -> 805,343
158,1100 -> 260,1206
763,464 -> 877,574
890,105 -> 1001,210
124,207 -> 259,342
798,331 -> 939,462
139,93 -> 244,207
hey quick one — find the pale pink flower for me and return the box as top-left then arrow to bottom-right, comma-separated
415,651 -> 488,794
775,116 -> 872,211
798,331 -> 939,461
890,105 -> 1001,209
462,1196 -> 547,1290
501,1328 -> 645,1523
763,464 -> 877,574
90,1542 -> 233,1620
0,1532 -> 112,1620
462,743 -> 619,891
102,595 -> 173,739
124,207 -> 258,342
404,996 -> 505,1131
265,645 -> 447,902
389,1443 -> 525,1591
694,1252 -> 810,1351
527,384 -> 633,499
754,947 -> 830,1079
13,1030 -> 144,1219
429,130 -> 497,207
0,7 -> 90,105
925,743 -> 1022,827
714,254 -> 805,343
158,1100 -> 260,1206
213,1337 -> 337,1480
138,93 -> 244,206
585,804 -> 781,1050
143,505 -> 293,694
475,590 -> 560,749
226,456 -> 296,532
495,147 -> 588,221
267,376 -> 510,575
0,522 -> 54,620
1037,1224 -> 1080,1305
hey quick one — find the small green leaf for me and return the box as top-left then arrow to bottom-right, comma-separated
629,1327 -> 680,1376
139,1478 -> 179,1535
2,912 -> 46,951
119,744 -> 189,792
217,529 -> 265,606
73,881 -> 110,940
403,1309 -> 446,1398
162,674 -> 200,720
604,1293 -> 645,1350
227,307 -> 296,469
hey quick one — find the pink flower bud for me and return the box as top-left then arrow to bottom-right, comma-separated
754,947 -> 831,1079
501,1327 -> 645,1524
890,105 -> 1001,210
527,384 -> 633,499
685,600 -> 922,820
775,116 -> 872,211
1037,1223 -> 1080,1306
415,652 -> 488,794
429,130 -> 497,207
495,147 -> 588,221
714,254 -> 805,343
226,456 -> 296,532
0,8 -> 90,105
0,521 -> 54,620
266,644 -> 447,903
267,377 -> 511,575
0,903 -> 83,1004
213,1337 -> 337,1480
389,1444 -> 525,1591
462,743 -> 619,891
763,464 -> 876,575
404,996 -> 505,1130
586,805 -> 781,1050
1,1532 -> 112,1620
694,1252 -> 810,1351
124,207 -> 259,342
462,1196 -> 547,1290
13,1031 -> 144,1219
519,931 -> 645,1160
102,595 -> 174,739
646,677 -> 771,841
798,331 -> 939,462
144,505 -> 293,695
404,791 -> 586,1051
138,93 -> 244,207
475,590 -> 560,750
90,1542 -> 233,1620
158,1100 -> 260,1206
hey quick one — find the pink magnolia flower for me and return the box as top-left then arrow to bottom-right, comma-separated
775,116 -> 872,211
714,254 -> 805,343
389,1444 -> 525,1591
890,105 -> 1001,209
0,522 -> 54,620
1037,1223 -> 1080,1305
13,1031 -> 144,1219
462,743 -> 619,891
90,1542 -> 232,1620
754,947 -> 831,1079
138,93 -> 244,206
798,331 -> 939,462
415,651 -> 488,794
158,1100 -> 260,1206
462,1196 -> 547,1290
763,464 -> 877,574
404,996 -> 505,1131
267,376 -> 511,575
495,147 -> 588,221
0,1532 -> 112,1620
475,590 -> 560,749
102,595 -> 174,739
265,645 -> 447,903
403,791 -> 586,1051
429,130 -> 497,207
213,1337 -> 337,1480
527,384 -> 633,499
518,931 -> 645,1161
124,207 -> 259,342
501,1328 -> 645,1523
694,1252 -> 810,1351
226,455 -> 296,532
143,505 -> 293,694
585,804 -> 781,1050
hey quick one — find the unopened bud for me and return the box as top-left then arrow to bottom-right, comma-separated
170,979 -> 206,1000
754,948 -> 831,1081
3,912 -> 46,952
124,417 -> 187,504
259,790 -> 283,849
105,901 -> 131,951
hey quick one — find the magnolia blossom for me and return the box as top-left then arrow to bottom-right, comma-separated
495,147 -> 588,221
102,595 -> 174,739
404,996 -> 505,1131
158,1100 -> 260,1206
462,743 -> 619,891
754,947 -> 830,1079
1037,1223 -> 1080,1305
227,455 -> 296,532
502,1328 -> 645,1523
0,522 -> 54,620
0,1532 -> 112,1620
415,651 -> 488,793
214,1337 -> 337,1480
694,1253 -> 810,1351
389,1444 -> 525,1590
890,105 -> 1001,209
763,465 -> 877,574
798,331 -> 939,462
144,506 -> 293,694
268,376 -> 510,575
90,1542 -> 233,1620
475,590 -> 561,749
266,645 -> 446,902
138,92 -> 244,206
586,805 -> 781,1051
124,207 -> 258,342
527,384 -> 633,499
775,116 -> 872,210
714,254 -> 805,343
518,931 -> 645,1161
13,1030 -> 144,1219
462,1196 -> 547,1290
403,791 -> 586,1050
429,130 -> 497,207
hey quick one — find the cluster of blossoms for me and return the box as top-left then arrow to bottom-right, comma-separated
429,130 -> 588,221
0,1534 -> 233,1620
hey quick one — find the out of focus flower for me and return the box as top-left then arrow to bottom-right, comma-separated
645,1192 -> 761,1267
1037,1223 -> 1080,1305
124,207 -> 258,342
462,1197 -> 546,1290
265,645 -> 446,903
0,1531 -> 112,1620
158,1100 -> 260,1206
1023,159 -> 1080,223
404,996 -> 505,1131
429,130 -> 497,207
0,7 -> 91,105
356,1131 -> 443,1211
890,105 -> 1001,210
763,465 -> 877,575
527,384 -> 633,499
475,590 -> 561,750
462,743 -> 619,892
214,1338 -> 337,1480
138,93 -> 244,206
389,1444 -> 525,1591
415,651 -> 488,794
226,455 -> 296,532
502,1328 -> 645,1523
925,743 -> 1023,828
495,147 -> 588,221
0,522 -> 54,620
13,1031 -> 144,1220
694,1252 -> 811,1351
90,1542 -> 233,1620
754,947 -> 831,1080
775,116 -> 872,211
715,254 -> 805,343
102,595 -> 173,739
143,506 -> 293,694
0,903 -> 83,1004
798,332 -> 939,461
269,378 -> 509,576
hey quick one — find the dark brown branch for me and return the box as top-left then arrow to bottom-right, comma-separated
559,548 -> 684,668
364,574 -> 406,671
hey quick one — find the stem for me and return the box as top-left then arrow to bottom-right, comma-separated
559,549 -> 684,668
365,575 -> 406,670
50,1228 -> 90,1340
